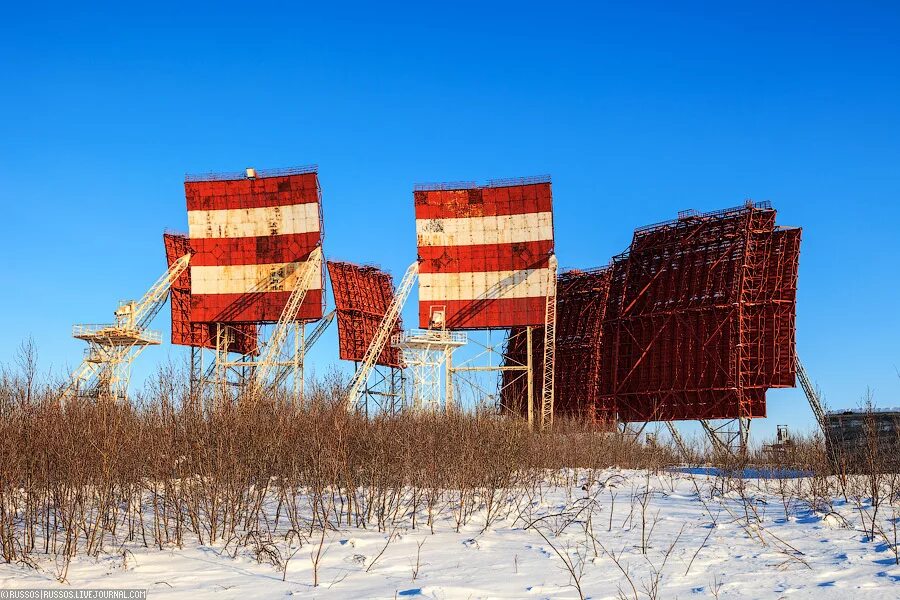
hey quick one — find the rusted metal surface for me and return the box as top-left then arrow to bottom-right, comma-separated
184,168 -> 324,323
598,202 -> 800,422
501,202 -> 800,424
413,177 -> 555,329
163,233 -> 258,354
501,267 -> 611,419
327,260 -> 403,368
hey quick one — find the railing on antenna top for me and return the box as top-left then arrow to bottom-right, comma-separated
72,324 -> 163,344
414,181 -> 478,192
634,200 -> 774,235
485,174 -> 551,188
185,164 -> 318,182
414,174 -> 551,192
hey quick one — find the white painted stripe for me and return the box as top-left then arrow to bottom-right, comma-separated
191,262 -> 323,295
418,268 -> 551,302
188,203 -> 320,239
416,211 -> 553,247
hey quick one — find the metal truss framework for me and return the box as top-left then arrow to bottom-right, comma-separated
65,253 -> 191,402
700,418 -> 751,456
345,261 -> 418,411
192,312 -> 333,405
502,266 -> 611,425
539,255 -> 559,429
598,202 -> 801,424
394,329 -> 467,412
452,329 -> 535,422
328,260 -> 404,368
500,203 -> 800,455
356,366 -> 405,416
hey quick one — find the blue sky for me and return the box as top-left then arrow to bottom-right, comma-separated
1,2 -> 898,439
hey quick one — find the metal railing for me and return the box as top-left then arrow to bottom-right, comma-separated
414,174 -> 552,192
414,181 -> 478,192
634,200 -> 774,235
485,174 -> 551,188
393,329 -> 467,347
185,164 -> 318,182
72,324 -> 163,344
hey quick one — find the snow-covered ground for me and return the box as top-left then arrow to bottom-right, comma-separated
1,469 -> 898,599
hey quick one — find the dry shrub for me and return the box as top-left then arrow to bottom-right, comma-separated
0,361 -> 675,573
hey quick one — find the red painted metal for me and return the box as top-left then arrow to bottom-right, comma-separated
598,202 -> 800,422
414,177 -> 554,329
163,233 -> 258,354
327,261 -> 403,368
185,166 -> 324,323
500,202 -> 800,424
502,267 -> 612,419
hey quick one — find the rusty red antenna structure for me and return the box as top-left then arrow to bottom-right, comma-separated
599,201 -> 800,450
501,201 -> 800,453
405,176 -> 557,425
502,267 -> 612,422
163,233 -> 258,355
327,260 -> 406,413
170,165 -> 328,399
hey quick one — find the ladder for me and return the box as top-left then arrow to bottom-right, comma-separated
346,260 -> 419,411
796,356 -> 827,432
540,254 -> 558,430
252,247 -> 323,392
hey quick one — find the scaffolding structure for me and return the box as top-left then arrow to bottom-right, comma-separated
502,266 -> 612,423
596,201 -> 800,454
65,253 -> 191,402
539,255 -> 558,429
598,202 -> 800,423
394,329 -> 467,411
344,261 -> 418,412
500,201 -> 800,452
196,311 -> 333,402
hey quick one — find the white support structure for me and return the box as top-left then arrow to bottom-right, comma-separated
795,356 -> 827,433
346,261 -> 419,411
395,329 -> 467,412
251,247 -> 323,393
700,418 -> 750,456
271,310 -> 335,389
201,316 -> 331,398
666,422 -> 692,461
65,253 -> 191,402
539,254 -> 558,430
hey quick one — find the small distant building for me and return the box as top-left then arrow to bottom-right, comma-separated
825,409 -> 900,472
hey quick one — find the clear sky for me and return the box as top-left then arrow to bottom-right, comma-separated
1,2 -> 898,439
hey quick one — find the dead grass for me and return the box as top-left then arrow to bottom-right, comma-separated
0,360 -> 673,577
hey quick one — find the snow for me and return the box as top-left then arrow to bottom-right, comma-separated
1,469 -> 898,599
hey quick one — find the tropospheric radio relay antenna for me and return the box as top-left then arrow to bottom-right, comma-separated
179,165 -> 327,404
410,176 -> 557,425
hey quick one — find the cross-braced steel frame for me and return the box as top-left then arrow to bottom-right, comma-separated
501,267 -> 612,424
